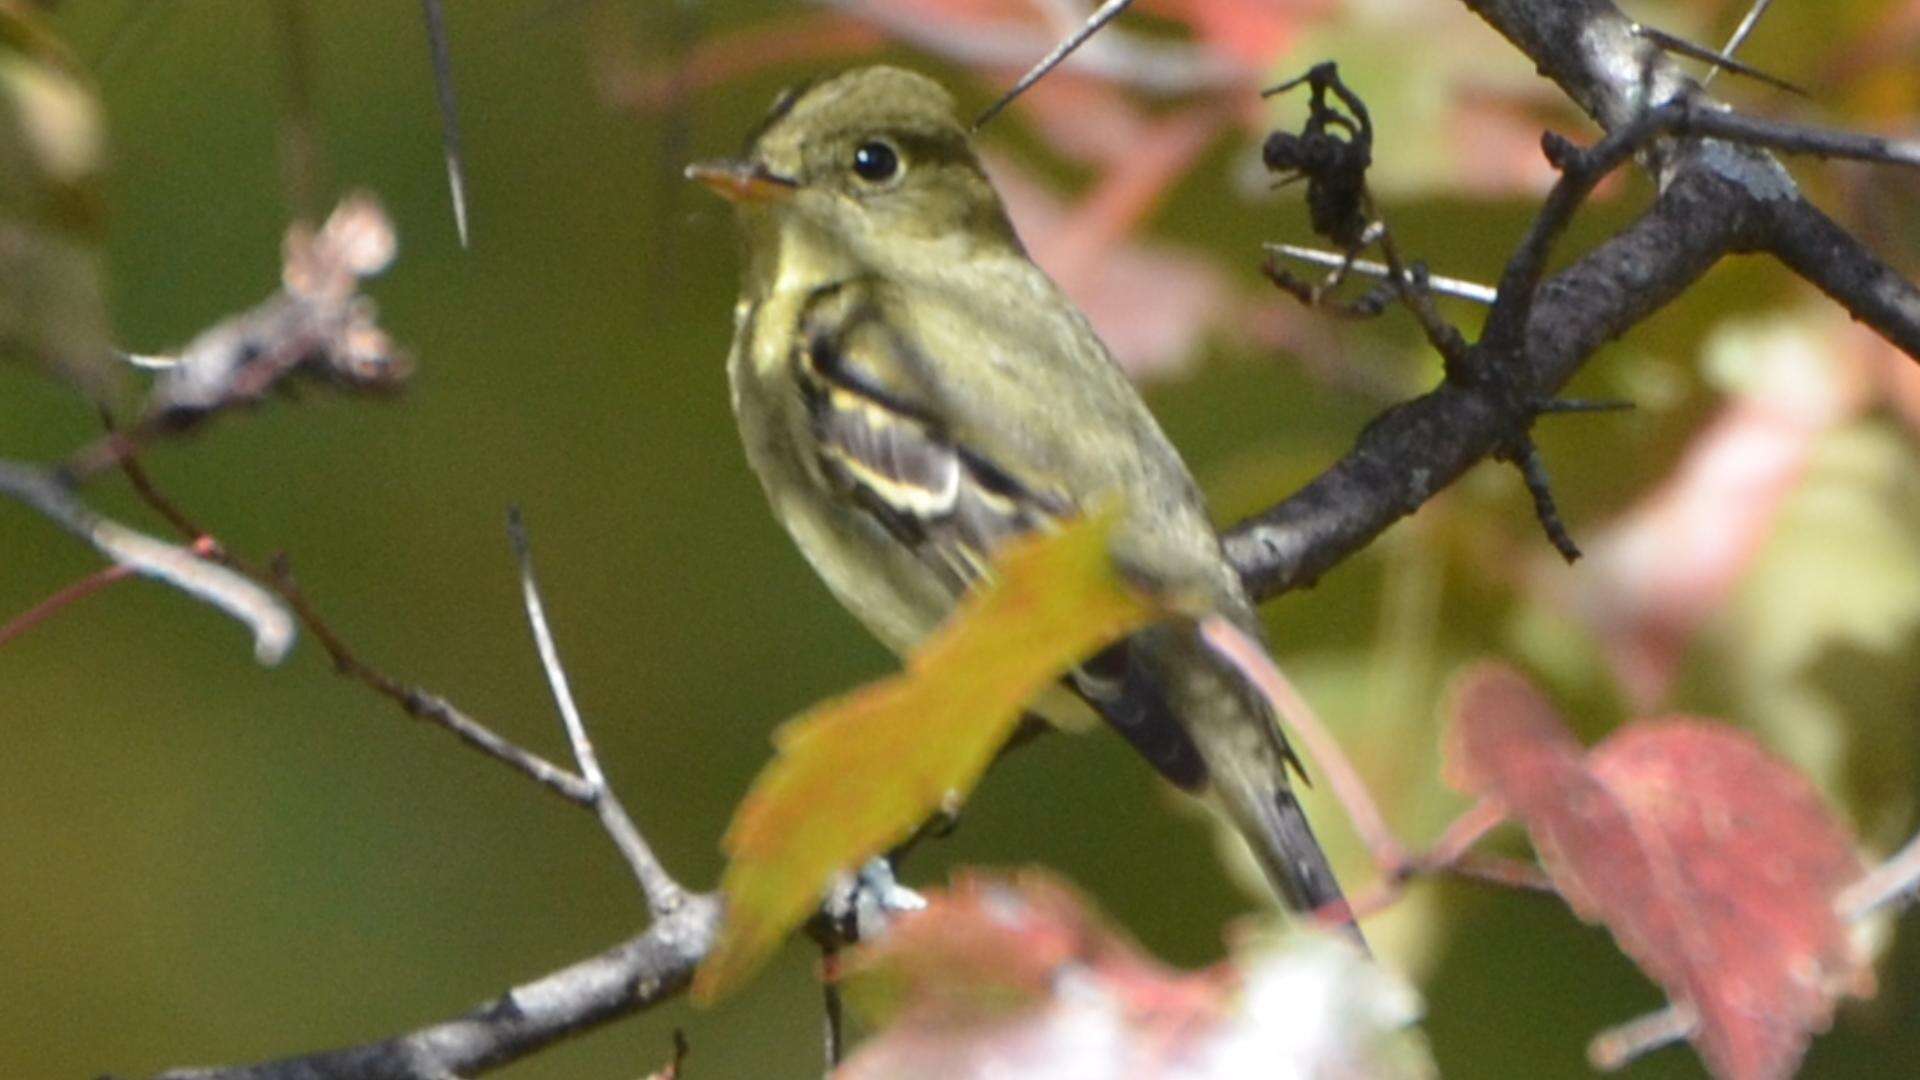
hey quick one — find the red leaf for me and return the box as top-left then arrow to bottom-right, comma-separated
1443,664 -> 1666,926
1444,663 -> 1867,1080
1589,721 -> 1869,1078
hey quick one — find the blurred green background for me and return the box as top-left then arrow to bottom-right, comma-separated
3,2 -> 1917,1077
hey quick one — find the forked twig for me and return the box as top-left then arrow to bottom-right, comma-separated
508,507 -> 686,917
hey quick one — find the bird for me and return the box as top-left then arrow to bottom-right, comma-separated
687,65 -> 1357,934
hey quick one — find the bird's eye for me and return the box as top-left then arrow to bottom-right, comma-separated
851,140 -> 901,184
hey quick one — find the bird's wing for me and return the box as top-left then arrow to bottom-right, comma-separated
792,279 -> 1208,790
796,287 -> 1060,593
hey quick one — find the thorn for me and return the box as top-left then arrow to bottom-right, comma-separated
1632,22 -> 1807,96
1704,0 -> 1777,88
1261,61 -> 1342,99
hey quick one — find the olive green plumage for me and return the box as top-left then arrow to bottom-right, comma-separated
692,65 -> 1355,924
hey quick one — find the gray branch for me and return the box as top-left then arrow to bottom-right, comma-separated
148,895 -> 721,1080
1222,0 -> 1918,601
0,459 -> 296,663
508,507 -> 688,919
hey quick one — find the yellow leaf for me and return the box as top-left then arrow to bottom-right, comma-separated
694,507 -> 1163,1002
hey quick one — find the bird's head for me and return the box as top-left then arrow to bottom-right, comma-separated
687,66 -> 1021,272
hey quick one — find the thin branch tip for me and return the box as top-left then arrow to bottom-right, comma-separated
973,0 -> 1136,129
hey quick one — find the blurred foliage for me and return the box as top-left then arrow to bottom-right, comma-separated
837,871 -> 1435,1077
0,1 -> 1915,1078
0,0 -> 114,400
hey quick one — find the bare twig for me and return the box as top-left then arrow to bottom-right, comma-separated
1587,1002 -> 1698,1071
104,478 -> 723,1080
114,447 -> 212,541
1445,852 -> 1556,893
974,0 -> 1135,128
1418,798 -> 1511,872
1481,109 -> 1673,358
1371,230 -> 1474,369
0,460 -> 296,663
1499,433 -> 1582,561
1704,0 -> 1775,86
265,555 -> 599,806
1631,22 -> 1802,95
507,509 -> 602,791
1764,196 -> 1920,360
1341,797 -> 1554,919
1680,104 -> 1920,169
107,428 -> 603,815
148,894 -> 722,1080
1838,827 -> 1920,920
420,0 -> 472,247
1264,243 -> 1499,306
815,0 -> 1239,105
507,507 -> 686,917
0,563 -> 134,650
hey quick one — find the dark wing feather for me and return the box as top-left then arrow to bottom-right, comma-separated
796,290 -> 1061,591
1068,641 -> 1208,790
793,284 -> 1207,791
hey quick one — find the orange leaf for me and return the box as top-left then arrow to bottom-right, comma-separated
694,508 -> 1164,1002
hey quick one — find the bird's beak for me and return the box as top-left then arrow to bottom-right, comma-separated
684,159 -> 798,204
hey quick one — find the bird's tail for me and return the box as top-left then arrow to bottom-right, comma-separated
1244,781 -> 1367,949
1151,622 -> 1368,950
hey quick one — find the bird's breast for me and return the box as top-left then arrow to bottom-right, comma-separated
726,289 -> 955,654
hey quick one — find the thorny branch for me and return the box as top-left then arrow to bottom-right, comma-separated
1221,17 -> 1920,597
